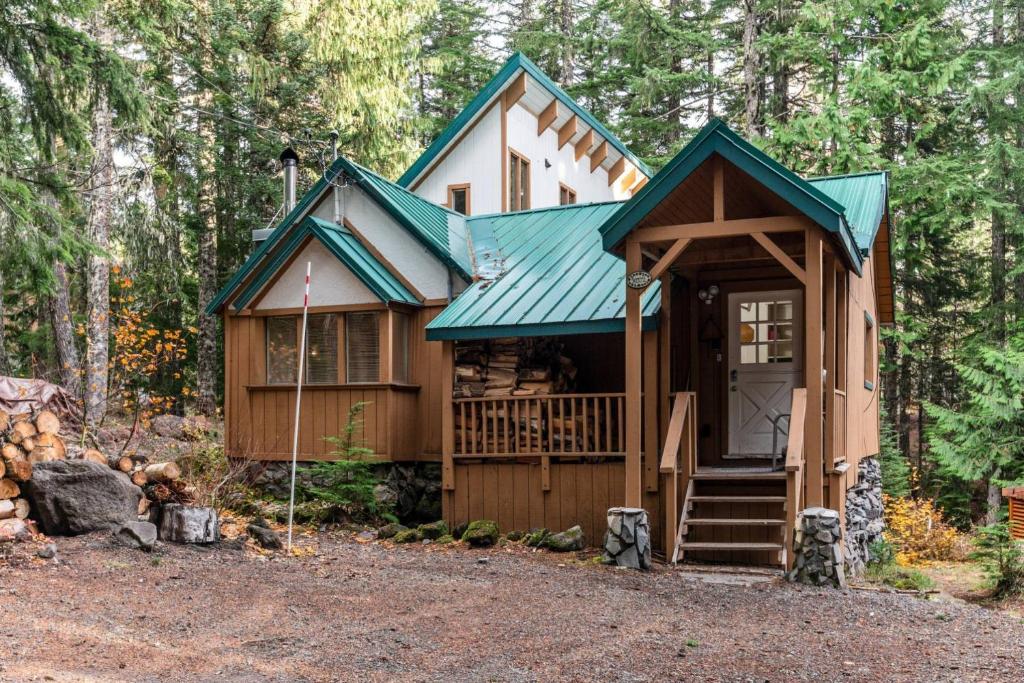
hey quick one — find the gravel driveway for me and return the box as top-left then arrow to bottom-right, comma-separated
1,531 -> 1021,682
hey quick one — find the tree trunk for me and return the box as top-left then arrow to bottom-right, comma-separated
0,272 -> 9,375
558,0 -> 574,87
195,29 -> 219,417
990,0 -> 1007,344
987,469 -> 1002,525
84,16 -> 115,431
50,259 -> 82,397
742,0 -> 761,137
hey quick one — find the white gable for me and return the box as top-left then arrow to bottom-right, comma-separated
254,239 -> 378,310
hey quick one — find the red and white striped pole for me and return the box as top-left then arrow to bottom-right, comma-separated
286,261 -> 312,551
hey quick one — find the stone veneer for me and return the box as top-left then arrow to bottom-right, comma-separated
602,507 -> 652,570
844,457 -> 885,576
786,507 -> 847,588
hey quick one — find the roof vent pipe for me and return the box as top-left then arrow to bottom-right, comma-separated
280,147 -> 300,215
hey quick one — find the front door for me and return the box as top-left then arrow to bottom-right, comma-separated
727,290 -> 803,459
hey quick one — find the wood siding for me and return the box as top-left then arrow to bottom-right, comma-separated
223,303 -> 447,462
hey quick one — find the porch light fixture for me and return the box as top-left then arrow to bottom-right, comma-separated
698,285 -> 720,305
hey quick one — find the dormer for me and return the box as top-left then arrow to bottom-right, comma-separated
398,53 -> 652,215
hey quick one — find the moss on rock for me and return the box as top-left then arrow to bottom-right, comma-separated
393,528 -> 421,544
378,522 -> 408,539
505,530 -> 524,542
435,534 -> 455,545
417,520 -> 449,540
461,520 -> 499,547
524,528 -> 549,547
541,525 -> 585,552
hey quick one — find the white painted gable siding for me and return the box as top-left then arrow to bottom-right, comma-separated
254,239 -> 377,309
505,103 -> 630,207
309,184 -> 452,301
411,103 -> 503,215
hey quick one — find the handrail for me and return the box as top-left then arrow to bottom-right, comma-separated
785,388 -> 807,472
659,392 -> 697,563
659,393 -> 690,473
784,387 -> 807,570
453,392 -> 626,403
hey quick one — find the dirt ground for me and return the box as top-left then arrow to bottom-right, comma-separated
2,531 -> 1023,682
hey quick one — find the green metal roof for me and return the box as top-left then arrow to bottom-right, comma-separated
206,155 -> 471,315
397,52 -> 654,189
231,217 -> 418,310
807,171 -> 888,256
425,202 -> 660,341
599,119 -> 865,276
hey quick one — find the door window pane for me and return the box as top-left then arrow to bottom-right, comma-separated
393,312 -> 410,383
305,314 -> 338,384
739,298 -> 795,365
266,316 -> 297,384
347,312 -> 380,383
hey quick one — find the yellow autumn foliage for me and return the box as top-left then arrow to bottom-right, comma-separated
883,494 -> 961,566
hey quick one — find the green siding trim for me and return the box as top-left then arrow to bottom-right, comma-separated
397,52 -> 653,188
231,217 -> 419,310
425,314 -> 659,341
599,119 -> 865,276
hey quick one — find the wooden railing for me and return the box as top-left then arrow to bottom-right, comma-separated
833,389 -> 847,466
659,392 -> 697,563
451,393 -> 626,458
785,388 -> 808,570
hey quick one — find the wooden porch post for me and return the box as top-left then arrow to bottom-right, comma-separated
824,252 -> 836,474
441,341 -> 455,523
804,231 -> 824,507
643,329 -> 660,493
658,274 -> 672,449
625,238 -> 643,507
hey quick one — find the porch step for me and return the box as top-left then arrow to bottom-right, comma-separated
679,542 -> 785,552
686,518 -> 785,526
690,471 -> 787,481
688,495 -> 786,503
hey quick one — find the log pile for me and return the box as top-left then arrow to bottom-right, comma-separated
0,410 -> 64,536
0,407 -> 191,538
453,337 -> 577,398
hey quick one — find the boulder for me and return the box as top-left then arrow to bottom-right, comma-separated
158,504 -> 220,544
115,521 -> 158,551
247,523 -> 283,549
524,528 -> 549,547
542,525 -> 585,552
23,460 -> 142,535
377,522 -> 407,539
150,414 -> 185,439
461,520 -> 499,547
393,528 -> 420,544
417,520 -> 449,540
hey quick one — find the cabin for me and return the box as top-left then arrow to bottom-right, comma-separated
1005,488 -> 1024,540
208,53 -> 893,569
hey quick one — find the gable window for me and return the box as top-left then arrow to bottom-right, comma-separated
266,316 -> 298,384
864,312 -> 876,390
347,311 -> 380,383
509,150 -> 530,211
448,184 -> 471,215
305,314 -> 338,384
559,183 -> 577,206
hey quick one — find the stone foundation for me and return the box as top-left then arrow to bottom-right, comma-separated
251,462 -> 441,524
844,457 -> 885,576
602,507 -> 652,570
786,507 -> 847,588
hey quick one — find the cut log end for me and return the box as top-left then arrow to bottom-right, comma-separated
108,455 -> 133,473
130,470 -> 148,487
82,449 -> 107,465
0,479 -> 21,500
144,461 -> 181,483
3,459 -> 31,482
34,410 -> 61,435
9,420 -> 37,445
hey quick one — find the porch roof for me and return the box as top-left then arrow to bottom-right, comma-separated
599,119 -> 875,276
806,171 -> 888,257
229,217 -> 419,309
425,202 -> 660,341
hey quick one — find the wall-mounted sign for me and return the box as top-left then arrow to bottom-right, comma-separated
626,270 -> 652,290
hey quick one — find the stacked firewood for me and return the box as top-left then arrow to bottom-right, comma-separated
0,410 -> 64,534
453,337 -> 578,398
0,408 -> 190,532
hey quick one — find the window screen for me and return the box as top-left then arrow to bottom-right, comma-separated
509,152 -> 530,211
347,312 -> 380,383
449,186 -> 469,215
393,312 -> 410,383
559,184 -> 577,205
864,313 -> 876,389
305,313 -> 338,384
266,316 -> 297,384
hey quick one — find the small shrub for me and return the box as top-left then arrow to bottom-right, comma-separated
883,495 -> 961,566
435,534 -> 455,545
300,403 -> 387,522
971,524 -> 1024,599
393,528 -> 420,544
865,539 -> 935,591
177,444 -> 251,512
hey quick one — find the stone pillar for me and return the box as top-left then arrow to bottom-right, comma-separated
602,507 -> 651,570
844,457 -> 885,576
786,507 -> 847,588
